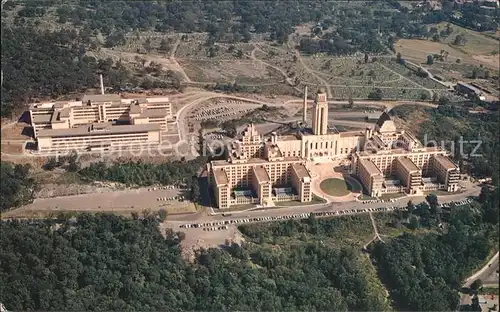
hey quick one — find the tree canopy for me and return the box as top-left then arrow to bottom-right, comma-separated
0,161 -> 37,212
0,214 -> 387,311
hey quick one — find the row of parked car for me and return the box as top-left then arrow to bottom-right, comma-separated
440,198 -> 473,208
180,198 -> 475,229
149,185 -> 176,191
203,225 -> 229,231
181,207 -> 411,229
157,196 -> 185,202
361,198 -> 399,204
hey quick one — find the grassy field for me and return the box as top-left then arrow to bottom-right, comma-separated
433,22 -> 499,56
395,22 -> 500,71
275,194 -> 327,207
320,178 -> 352,197
179,59 -> 283,85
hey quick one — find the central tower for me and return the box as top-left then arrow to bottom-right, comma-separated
312,88 -> 328,135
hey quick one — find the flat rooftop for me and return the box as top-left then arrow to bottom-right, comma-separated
360,159 -> 382,176
37,123 -> 160,138
211,156 -> 302,167
82,94 -> 121,103
32,114 -> 53,123
213,169 -> 229,186
292,163 -> 311,179
253,166 -> 270,183
280,134 -> 300,141
340,131 -> 364,137
433,154 -> 457,170
300,127 -> 340,136
358,146 -> 443,156
397,157 -> 420,172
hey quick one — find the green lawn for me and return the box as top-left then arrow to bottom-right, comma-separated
359,194 -> 378,201
424,190 -> 462,196
275,194 -> 327,207
320,178 -> 352,197
379,193 -> 406,201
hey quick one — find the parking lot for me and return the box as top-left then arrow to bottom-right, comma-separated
189,99 -> 257,122
3,186 -> 196,218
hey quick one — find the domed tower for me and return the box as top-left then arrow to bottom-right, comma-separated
312,88 -> 328,135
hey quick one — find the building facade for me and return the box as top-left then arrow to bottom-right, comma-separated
28,94 -> 172,154
208,89 -> 460,209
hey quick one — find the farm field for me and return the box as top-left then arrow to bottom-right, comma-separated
432,22 -> 499,56
395,37 -> 499,70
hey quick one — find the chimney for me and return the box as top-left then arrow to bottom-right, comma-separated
100,74 -> 105,95
303,85 -> 308,123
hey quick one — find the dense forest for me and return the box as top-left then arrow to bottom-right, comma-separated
0,25 -> 175,116
371,186 -> 499,310
0,161 -> 37,212
415,105 -> 500,185
1,187 -> 498,311
78,157 -> 206,202
0,214 -> 388,311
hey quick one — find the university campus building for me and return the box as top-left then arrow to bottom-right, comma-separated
28,94 -> 173,154
207,88 -> 459,209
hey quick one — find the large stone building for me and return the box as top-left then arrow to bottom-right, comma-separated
207,89 -> 459,209
351,112 -> 460,196
28,94 -> 172,154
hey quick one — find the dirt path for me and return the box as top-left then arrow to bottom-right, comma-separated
379,63 -> 434,98
286,35 -> 333,98
168,37 -> 192,82
99,48 -> 192,83
293,48 -> 333,98
249,44 -> 301,92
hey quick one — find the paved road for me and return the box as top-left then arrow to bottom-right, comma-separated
166,186 -> 481,227
463,252 -> 499,287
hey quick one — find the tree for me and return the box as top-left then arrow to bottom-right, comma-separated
221,121 -> 237,138
159,39 -> 170,54
426,194 -> 441,215
438,96 -> 450,105
429,26 -> 438,36
409,215 -> 419,230
42,157 -> 58,171
471,68 -> 479,79
470,279 -> 483,291
157,209 -> 168,222
0,162 -> 36,211
427,55 -> 434,65
177,231 -> 186,241
453,34 -> 467,46
368,88 -> 383,100
67,152 -> 80,172
396,52 -> 405,65
407,200 -> 415,215
432,93 -> 439,103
